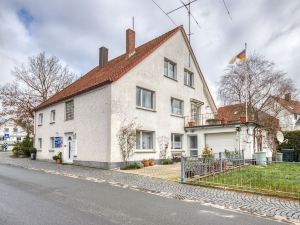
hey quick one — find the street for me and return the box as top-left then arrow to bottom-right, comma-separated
0,164 -> 285,225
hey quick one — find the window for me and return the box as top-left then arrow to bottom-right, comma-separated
4,128 -> 9,133
164,59 -> 177,80
171,133 -> 183,149
13,128 -> 18,133
184,70 -> 194,87
65,100 -> 74,121
38,138 -> 42,149
17,137 -> 22,141
171,98 -> 184,116
38,113 -> 43,125
50,110 -> 56,123
136,87 -> 155,110
136,131 -> 154,149
50,137 -> 55,148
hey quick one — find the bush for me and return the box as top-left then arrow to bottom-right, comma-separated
52,152 -> 62,161
11,134 -> 33,157
161,158 -> 173,165
30,148 -> 37,154
121,162 -> 142,170
278,131 -> 300,152
201,144 -> 214,159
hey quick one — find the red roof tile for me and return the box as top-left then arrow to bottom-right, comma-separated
271,96 -> 300,114
35,26 -> 183,110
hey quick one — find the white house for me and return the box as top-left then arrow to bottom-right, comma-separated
34,26 -> 217,168
0,119 -> 27,150
266,94 -> 300,131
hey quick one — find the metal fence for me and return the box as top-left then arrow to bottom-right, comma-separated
180,155 -> 300,199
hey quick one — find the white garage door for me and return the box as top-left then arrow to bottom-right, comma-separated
205,132 -> 237,154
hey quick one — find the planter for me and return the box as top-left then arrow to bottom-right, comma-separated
143,160 -> 149,167
276,152 -> 283,162
240,116 -> 246,123
188,121 -> 196,127
30,153 -> 36,160
255,152 -> 266,165
56,159 -> 62,165
149,160 -> 155,166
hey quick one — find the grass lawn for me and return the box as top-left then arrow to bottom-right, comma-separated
191,163 -> 300,198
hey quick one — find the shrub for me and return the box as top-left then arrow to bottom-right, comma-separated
161,158 -> 173,165
121,162 -> 142,170
52,152 -> 62,161
278,131 -> 300,152
201,144 -> 214,159
30,148 -> 37,154
11,134 -> 33,157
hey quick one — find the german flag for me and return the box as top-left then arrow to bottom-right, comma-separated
229,49 -> 246,64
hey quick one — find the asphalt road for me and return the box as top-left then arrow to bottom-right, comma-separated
0,164 -> 286,225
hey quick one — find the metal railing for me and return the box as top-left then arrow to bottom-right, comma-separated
184,113 -> 219,127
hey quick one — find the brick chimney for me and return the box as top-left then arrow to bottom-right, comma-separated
126,29 -> 135,56
99,46 -> 108,68
284,93 -> 291,101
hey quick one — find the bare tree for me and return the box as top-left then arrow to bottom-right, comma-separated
0,52 -> 76,133
218,53 -> 297,155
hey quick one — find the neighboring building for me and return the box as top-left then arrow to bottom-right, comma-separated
0,119 -> 27,150
184,103 -> 274,159
34,26 -> 217,168
266,94 -> 300,131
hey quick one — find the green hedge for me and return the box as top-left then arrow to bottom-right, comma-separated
278,130 -> 300,152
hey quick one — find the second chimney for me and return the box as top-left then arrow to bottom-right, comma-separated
99,46 -> 108,68
284,93 -> 292,101
126,29 -> 135,56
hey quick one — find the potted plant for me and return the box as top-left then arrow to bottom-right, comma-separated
149,159 -> 155,166
52,152 -> 62,164
30,148 -> 37,160
142,159 -> 149,167
240,115 -> 246,123
188,119 -> 196,127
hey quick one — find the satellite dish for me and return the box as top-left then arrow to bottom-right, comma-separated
276,131 -> 284,143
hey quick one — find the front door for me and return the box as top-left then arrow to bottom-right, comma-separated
64,134 -> 74,163
189,135 -> 198,157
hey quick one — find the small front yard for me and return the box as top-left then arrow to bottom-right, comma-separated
190,163 -> 300,199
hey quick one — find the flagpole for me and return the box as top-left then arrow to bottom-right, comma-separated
245,42 -> 248,122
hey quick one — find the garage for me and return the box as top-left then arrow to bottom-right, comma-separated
205,132 -> 237,154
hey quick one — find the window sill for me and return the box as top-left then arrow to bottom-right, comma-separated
184,84 -> 195,89
171,114 -> 184,118
134,150 -> 156,153
50,122 -> 55,125
163,75 -> 177,82
171,149 -> 184,152
37,124 -> 42,127
136,106 -> 156,112
48,149 -> 55,152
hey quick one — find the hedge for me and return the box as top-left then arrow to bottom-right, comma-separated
278,130 -> 300,152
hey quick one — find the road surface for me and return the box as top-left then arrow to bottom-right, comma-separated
0,164 -> 285,225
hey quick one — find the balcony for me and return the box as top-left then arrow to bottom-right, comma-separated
184,113 -> 221,127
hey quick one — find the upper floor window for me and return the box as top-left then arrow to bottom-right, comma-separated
184,70 -> 194,87
136,130 -> 154,150
164,58 -> 177,80
171,133 -> 183,149
4,128 -> 9,133
38,113 -> 43,125
136,87 -> 155,110
13,128 -> 18,133
65,100 -> 74,121
171,98 -> 184,116
50,110 -> 56,123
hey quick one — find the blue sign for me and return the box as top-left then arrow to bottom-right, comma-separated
54,137 -> 62,148
4,133 -> 9,140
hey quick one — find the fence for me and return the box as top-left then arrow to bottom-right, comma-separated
180,154 -> 300,199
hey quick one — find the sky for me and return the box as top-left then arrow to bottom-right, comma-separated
0,0 -> 299,106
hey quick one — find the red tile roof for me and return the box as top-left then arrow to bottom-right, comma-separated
271,96 -> 300,114
35,26 -> 183,110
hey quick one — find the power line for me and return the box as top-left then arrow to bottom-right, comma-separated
151,0 -> 177,26
179,0 -> 201,30
222,0 -> 232,20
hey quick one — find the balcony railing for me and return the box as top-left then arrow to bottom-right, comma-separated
184,113 -> 220,127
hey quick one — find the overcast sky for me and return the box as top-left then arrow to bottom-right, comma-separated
0,0 -> 299,106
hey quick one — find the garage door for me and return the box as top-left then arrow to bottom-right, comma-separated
205,132 -> 237,154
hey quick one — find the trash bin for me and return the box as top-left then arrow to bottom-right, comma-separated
276,152 -> 283,162
30,153 -> 36,160
255,152 -> 266,165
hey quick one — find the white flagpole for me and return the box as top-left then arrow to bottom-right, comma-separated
245,42 -> 248,122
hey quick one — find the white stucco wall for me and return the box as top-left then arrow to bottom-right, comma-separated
34,85 -> 111,162
110,31 -> 216,162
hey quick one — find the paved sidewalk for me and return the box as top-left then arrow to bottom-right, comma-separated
0,153 -> 299,223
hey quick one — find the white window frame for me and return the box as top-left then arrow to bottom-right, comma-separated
184,69 -> 194,87
50,110 -> 56,123
65,100 -> 74,121
164,58 -> 177,80
136,130 -> 154,150
136,87 -> 155,110
13,127 -> 18,133
38,113 -> 43,125
171,97 -> 184,116
38,138 -> 42,149
171,133 -> 183,149
50,137 -> 55,149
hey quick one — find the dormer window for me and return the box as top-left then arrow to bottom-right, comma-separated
164,58 -> 177,80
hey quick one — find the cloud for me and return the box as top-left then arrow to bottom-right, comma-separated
0,0 -> 299,105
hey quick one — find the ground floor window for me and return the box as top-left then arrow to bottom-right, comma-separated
171,133 -> 183,149
50,137 -> 55,148
38,138 -> 42,149
136,131 -> 154,149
